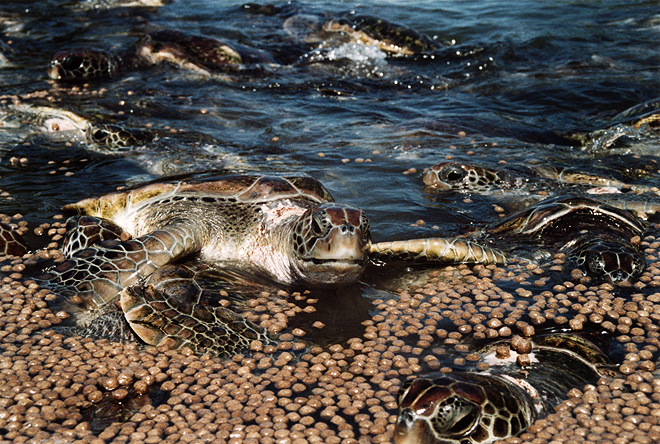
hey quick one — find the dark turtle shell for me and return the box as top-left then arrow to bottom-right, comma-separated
323,14 -> 441,56
487,195 -> 645,241
485,195 -> 647,283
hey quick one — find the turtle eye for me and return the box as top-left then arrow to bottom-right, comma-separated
441,165 -> 466,184
310,212 -> 328,238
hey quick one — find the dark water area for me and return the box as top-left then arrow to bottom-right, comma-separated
1,0 -> 659,241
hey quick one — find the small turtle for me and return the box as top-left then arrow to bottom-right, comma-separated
423,160 -> 660,218
484,195 -> 647,284
423,161 -> 632,193
394,333 -> 614,444
0,103 -> 151,149
321,15 -> 442,56
564,97 -> 660,151
40,173 -> 505,353
48,29 -> 276,82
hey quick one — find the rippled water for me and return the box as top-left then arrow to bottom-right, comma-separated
0,0 -> 658,254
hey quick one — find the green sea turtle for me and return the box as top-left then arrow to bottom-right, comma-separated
423,160 -> 660,218
394,333 -> 614,444
48,29 -> 277,82
423,161 -> 633,194
483,195 -> 647,284
563,97 -> 660,151
0,103 -> 151,149
38,173 -> 505,354
321,15 -> 442,56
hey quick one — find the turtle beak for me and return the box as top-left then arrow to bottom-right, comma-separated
311,222 -> 369,264
422,169 -> 450,189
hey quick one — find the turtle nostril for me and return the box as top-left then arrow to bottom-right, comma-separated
340,224 -> 355,235
398,409 -> 414,426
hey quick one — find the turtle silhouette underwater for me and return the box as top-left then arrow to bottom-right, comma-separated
36,173 -> 505,355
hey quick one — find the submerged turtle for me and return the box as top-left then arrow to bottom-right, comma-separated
394,332 -> 614,444
563,97 -> 660,152
48,28 -> 277,82
483,195 -> 647,284
39,173 -> 505,353
423,160 -> 660,218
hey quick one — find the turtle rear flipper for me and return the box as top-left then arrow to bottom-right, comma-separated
370,238 -> 506,265
120,266 -> 274,357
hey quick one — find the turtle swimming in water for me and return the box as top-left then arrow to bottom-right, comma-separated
38,173 -> 505,354
483,195 -> 648,284
321,14 -> 442,56
563,97 -> 660,152
423,160 -> 660,218
394,332 -> 615,444
48,28 -> 277,82
0,103 -> 151,149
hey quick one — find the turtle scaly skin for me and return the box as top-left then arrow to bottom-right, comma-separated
0,223 -> 27,257
121,264 -> 275,356
48,48 -> 126,81
370,238 -> 505,264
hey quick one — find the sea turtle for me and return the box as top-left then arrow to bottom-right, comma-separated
48,28 -> 277,82
38,173 -> 505,354
321,15 -> 442,56
0,103 -> 151,149
394,332 -> 614,444
423,161 -> 633,194
423,160 -> 660,218
563,97 -> 660,152
483,195 -> 647,284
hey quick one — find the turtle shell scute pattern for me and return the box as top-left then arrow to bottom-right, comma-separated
121,264 -> 275,357
63,174 -> 334,221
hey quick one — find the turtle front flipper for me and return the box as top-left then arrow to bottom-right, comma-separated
120,265 -> 274,357
370,238 -> 506,265
61,215 -> 125,257
0,222 -> 27,257
42,224 -> 200,309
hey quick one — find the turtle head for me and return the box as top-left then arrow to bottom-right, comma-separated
48,48 -> 119,81
292,203 -> 370,287
423,162 -> 498,191
395,376 -> 484,444
571,238 -> 647,284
